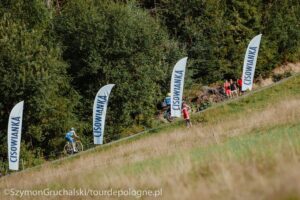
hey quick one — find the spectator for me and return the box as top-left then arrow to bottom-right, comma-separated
230,79 -> 238,97
224,80 -> 231,98
237,78 -> 243,95
182,102 -> 192,128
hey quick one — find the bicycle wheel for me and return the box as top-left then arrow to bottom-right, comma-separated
167,115 -> 174,122
64,142 -> 73,155
75,141 -> 83,152
164,111 -> 174,122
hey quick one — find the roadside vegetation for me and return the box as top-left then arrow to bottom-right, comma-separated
0,0 -> 299,172
1,74 -> 299,200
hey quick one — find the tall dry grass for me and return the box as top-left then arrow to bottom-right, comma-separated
1,98 -> 300,200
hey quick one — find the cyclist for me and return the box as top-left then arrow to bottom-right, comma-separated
164,92 -> 171,108
163,92 -> 171,116
160,93 -> 172,121
65,127 -> 79,153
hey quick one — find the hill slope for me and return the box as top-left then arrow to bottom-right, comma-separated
1,74 -> 300,200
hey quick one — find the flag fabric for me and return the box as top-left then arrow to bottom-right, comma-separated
93,84 -> 115,144
242,34 -> 262,91
170,57 -> 188,117
8,101 -> 24,171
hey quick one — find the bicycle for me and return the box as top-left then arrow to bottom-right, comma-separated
64,138 -> 83,155
163,107 -> 175,122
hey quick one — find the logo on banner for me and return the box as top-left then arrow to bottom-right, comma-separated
9,117 -> 21,162
243,47 -> 257,86
172,70 -> 184,111
93,95 -> 107,137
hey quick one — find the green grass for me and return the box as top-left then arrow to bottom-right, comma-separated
191,123 -> 300,164
194,74 -> 300,123
1,74 -> 300,200
80,123 -> 300,179
13,74 -> 300,173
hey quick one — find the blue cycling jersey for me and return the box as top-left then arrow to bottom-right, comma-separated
66,131 -> 74,138
164,96 -> 171,106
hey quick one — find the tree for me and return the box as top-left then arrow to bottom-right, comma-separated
53,0 -> 184,142
0,1 -> 79,166
137,0 -> 300,82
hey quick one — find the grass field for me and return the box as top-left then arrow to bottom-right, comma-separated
1,74 -> 300,200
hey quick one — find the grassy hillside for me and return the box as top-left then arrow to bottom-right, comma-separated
1,74 -> 300,200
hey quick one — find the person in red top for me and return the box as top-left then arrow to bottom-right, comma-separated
182,102 -> 192,128
237,78 -> 243,95
224,80 -> 231,98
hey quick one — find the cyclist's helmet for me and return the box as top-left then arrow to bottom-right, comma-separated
167,93 -> 171,97
71,127 -> 75,131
